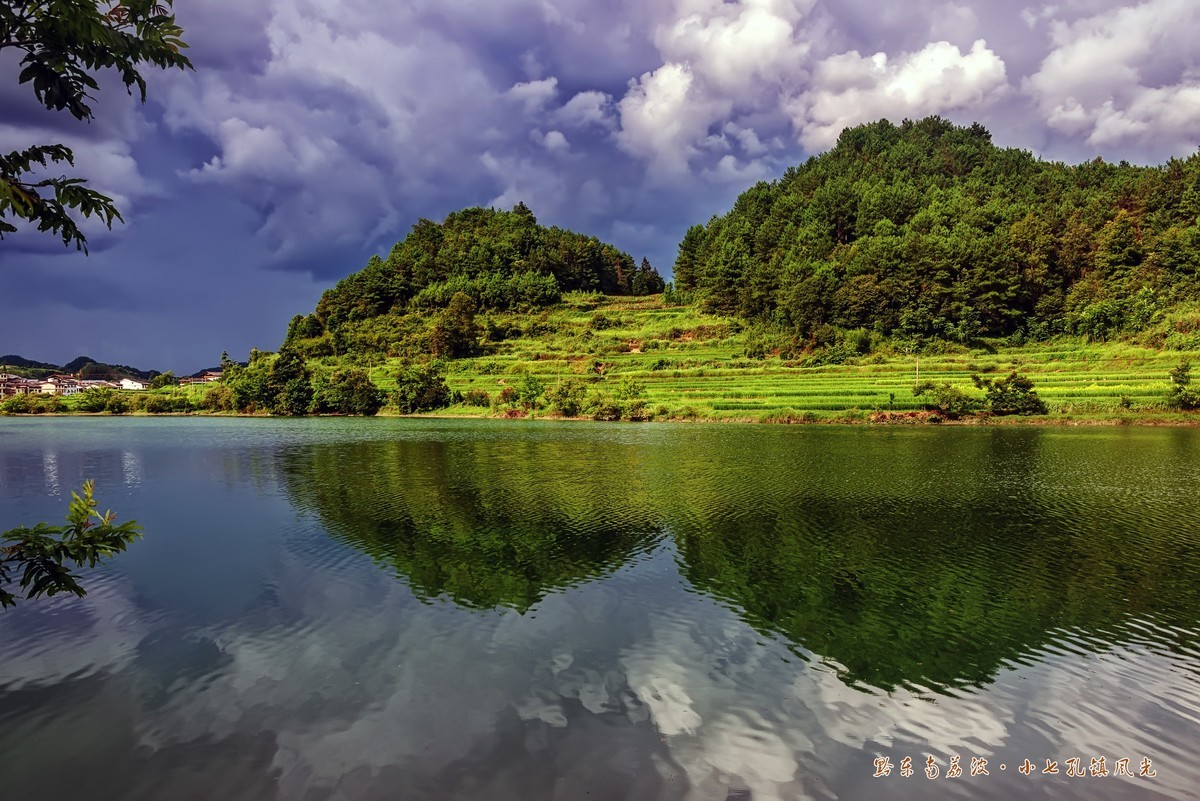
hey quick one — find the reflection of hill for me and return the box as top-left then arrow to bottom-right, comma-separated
281,424 -> 1200,692
668,428 -> 1200,692
281,436 -> 663,611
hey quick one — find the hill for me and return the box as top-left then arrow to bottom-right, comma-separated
675,116 -> 1200,350
207,293 -> 1197,422
284,203 -> 664,353
0,354 -> 158,380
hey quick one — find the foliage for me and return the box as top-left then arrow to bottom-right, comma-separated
296,204 -> 662,342
74,386 -> 115,412
139,392 -> 193,413
201,384 -> 235,412
0,393 -> 62,414
1,481 -> 141,608
149,370 -> 177,389
515,373 -> 546,410
393,361 -> 452,414
911,381 -> 980,418
0,0 -> 191,251
222,350 -> 274,413
310,368 -> 384,415
429,292 -> 481,358
677,116 -> 1200,343
268,348 -> 313,416
1166,360 -> 1200,410
462,388 -> 491,407
971,371 -> 1048,415
545,378 -> 586,416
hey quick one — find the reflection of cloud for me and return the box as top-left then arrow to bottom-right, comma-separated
4,482 -> 1200,800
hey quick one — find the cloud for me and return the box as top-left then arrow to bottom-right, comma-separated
794,39 -> 1009,149
1025,0 -> 1200,158
4,0 -> 1200,370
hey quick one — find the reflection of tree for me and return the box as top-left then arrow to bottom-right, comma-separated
281,437 -> 663,611
672,429 -> 1200,692
282,425 -> 1200,692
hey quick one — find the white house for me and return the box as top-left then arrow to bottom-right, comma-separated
119,377 -> 149,391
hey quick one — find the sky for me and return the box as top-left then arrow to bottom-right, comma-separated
2,0 -> 1199,373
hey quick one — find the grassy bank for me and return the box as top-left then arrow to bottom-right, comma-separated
9,293 -> 1200,424
347,293 -> 1199,424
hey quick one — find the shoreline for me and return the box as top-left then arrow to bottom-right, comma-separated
2,410 -> 1197,427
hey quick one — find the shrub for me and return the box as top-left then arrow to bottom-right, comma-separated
462,388 -> 491,407
912,381 -> 980,418
394,361 -> 451,414
1167,360 -> 1200,410
202,384 -> 235,412
142,394 -> 193,414
971,371 -> 1048,416
545,379 -> 585,417
494,383 -> 518,407
74,388 -> 117,413
311,368 -> 384,415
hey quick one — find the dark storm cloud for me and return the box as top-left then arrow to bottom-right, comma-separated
2,0 -> 1198,372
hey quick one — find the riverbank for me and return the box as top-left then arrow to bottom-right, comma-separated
5,407 -> 1199,426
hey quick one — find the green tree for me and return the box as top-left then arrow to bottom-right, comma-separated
912,381 -> 980,418
545,378 -> 586,417
223,350 -> 273,413
149,370 -> 176,389
311,368 -> 384,415
971,371 -> 1048,416
1,481 -> 141,608
515,373 -> 546,410
1166,360 -> 1200,410
74,386 -> 117,411
428,291 -> 481,358
1,0 -> 192,251
268,348 -> 313,416
394,361 -> 451,414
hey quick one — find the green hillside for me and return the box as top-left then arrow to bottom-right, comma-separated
676,116 -> 1200,349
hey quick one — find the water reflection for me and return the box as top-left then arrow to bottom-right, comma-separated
280,438 -> 665,610
281,426 -> 1200,694
1,419 -> 1198,801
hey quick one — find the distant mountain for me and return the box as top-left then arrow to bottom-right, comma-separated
0,354 -> 159,380
0,354 -> 58,370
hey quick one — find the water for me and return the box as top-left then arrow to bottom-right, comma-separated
1,418 -> 1198,800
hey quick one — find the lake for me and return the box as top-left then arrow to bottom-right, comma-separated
1,418 -> 1198,800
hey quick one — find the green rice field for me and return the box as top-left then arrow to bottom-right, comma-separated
362,294 -> 1200,423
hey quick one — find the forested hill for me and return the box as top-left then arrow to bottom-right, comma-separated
289,204 -> 664,342
674,116 -> 1200,343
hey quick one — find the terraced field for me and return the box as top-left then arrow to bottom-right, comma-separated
358,294 -> 1200,422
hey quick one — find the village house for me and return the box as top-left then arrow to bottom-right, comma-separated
39,376 -> 81,396
0,376 -> 41,397
179,371 -> 222,386
119,377 -> 149,391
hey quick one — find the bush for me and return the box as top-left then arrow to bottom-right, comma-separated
462,388 -> 491,407
1167,360 -> 1200,410
311,368 -> 384,415
202,384 -> 236,412
912,381 -> 980,418
516,373 -> 546,410
971,372 -> 1048,416
74,388 -> 117,413
142,394 -> 193,414
394,361 -> 451,414
493,386 -> 518,408
546,379 -> 586,417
